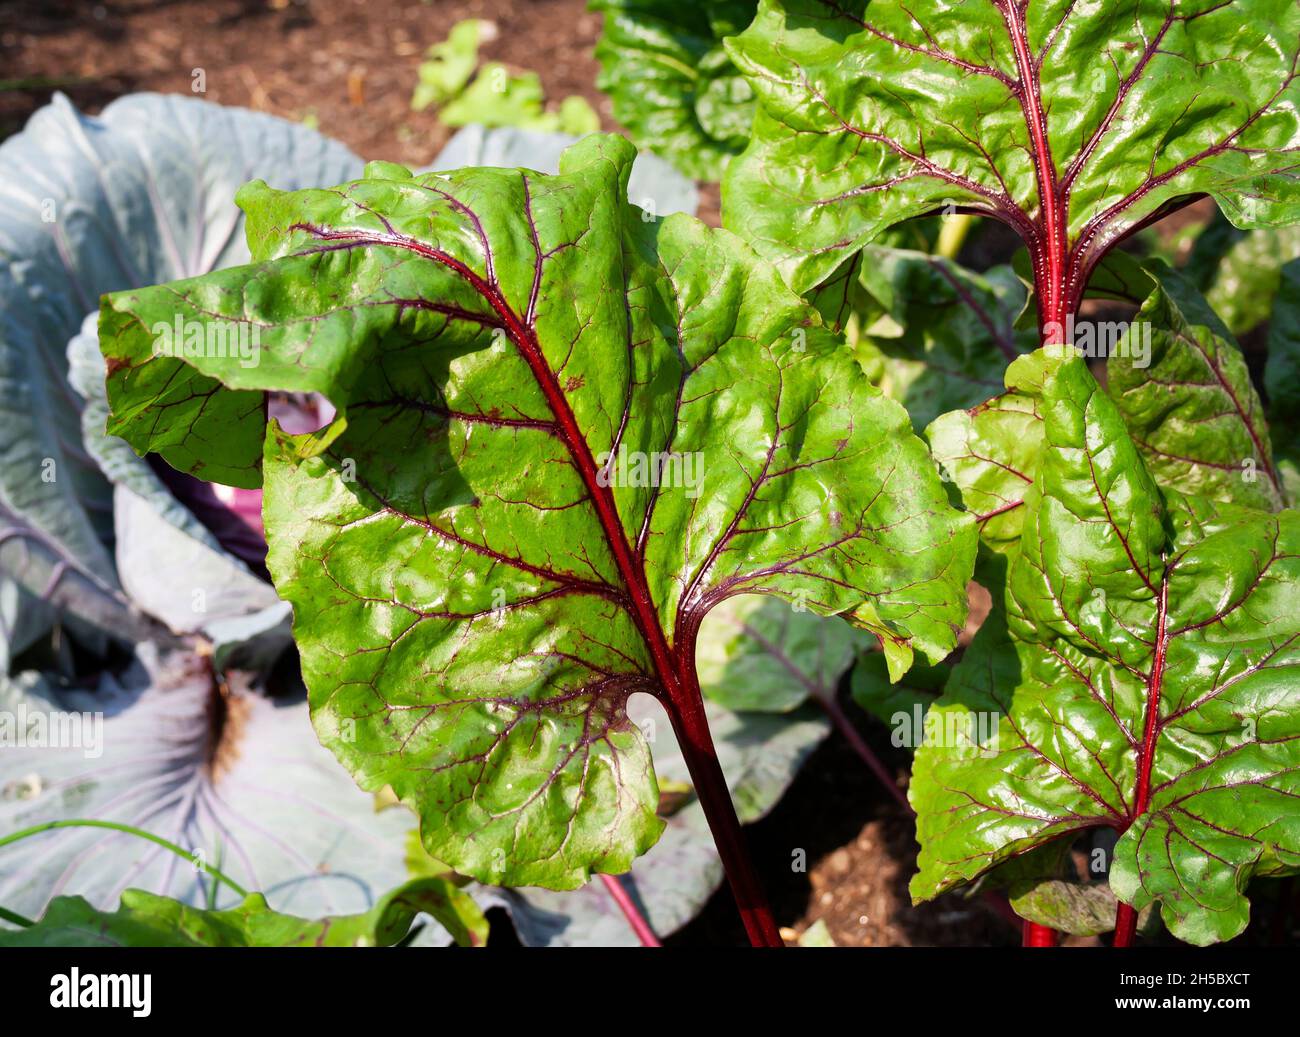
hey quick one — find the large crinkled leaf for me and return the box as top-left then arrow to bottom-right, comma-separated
110,485 -> 285,635
725,0 -> 1300,296
0,878 -> 486,948
98,134 -> 975,889
1108,261 -> 1288,511
911,352 -> 1300,946
0,91 -> 360,641
848,249 -> 1033,431
0,499 -> 161,667
0,644 -> 439,932
592,1 -> 758,180
492,692 -> 829,946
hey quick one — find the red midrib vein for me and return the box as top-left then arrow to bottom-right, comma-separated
1128,576 -> 1171,825
1002,1 -> 1070,331
292,226 -> 688,703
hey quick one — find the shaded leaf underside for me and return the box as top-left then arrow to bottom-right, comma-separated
844,248 -> 1034,432
592,0 -> 759,180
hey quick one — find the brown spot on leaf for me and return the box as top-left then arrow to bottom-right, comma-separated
565,375 -> 585,393
205,671 -> 252,783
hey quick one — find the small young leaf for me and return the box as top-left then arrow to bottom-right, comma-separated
411,19 -> 490,112
1009,878 -> 1145,939
925,351 -> 1053,554
438,63 -> 549,128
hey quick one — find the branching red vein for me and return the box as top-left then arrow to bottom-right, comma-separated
287,221 -> 697,716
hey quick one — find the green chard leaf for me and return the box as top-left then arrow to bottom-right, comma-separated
492,690 -> 830,945
489,594 -> 858,946
592,1 -> 759,181
411,19 -> 490,112
1009,875 -> 1153,938
911,352 -> 1300,946
439,65 -> 600,136
99,136 -> 975,890
725,0 -> 1300,299
695,593 -> 871,713
0,878 -> 486,948
1107,261 -> 1288,511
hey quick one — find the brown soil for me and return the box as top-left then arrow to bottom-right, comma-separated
669,687 -> 1019,948
0,0 -> 607,168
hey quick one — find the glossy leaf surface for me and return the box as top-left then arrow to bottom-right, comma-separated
725,0 -> 1300,300
99,136 -> 974,889
912,353 -> 1300,945
492,691 -> 829,945
1107,262 -> 1288,511
926,351 -> 1051,554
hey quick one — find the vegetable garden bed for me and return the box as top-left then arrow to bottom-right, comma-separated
1,0 -> 1297,952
